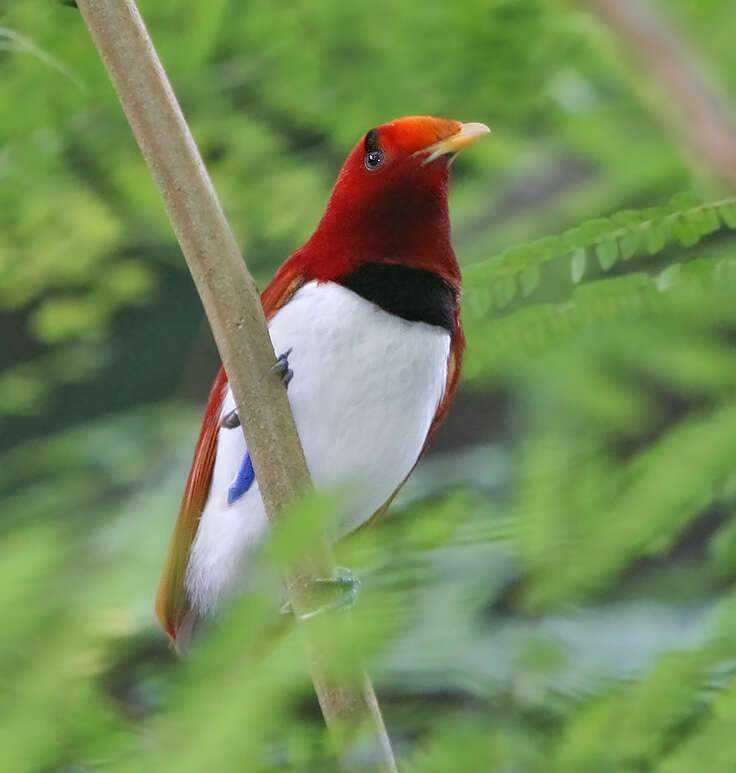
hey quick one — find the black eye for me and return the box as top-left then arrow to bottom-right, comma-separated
364,149 -> 384,170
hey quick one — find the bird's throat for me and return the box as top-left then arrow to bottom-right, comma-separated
300,180 -> 460,288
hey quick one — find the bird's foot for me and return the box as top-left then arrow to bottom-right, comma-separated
220,408 -> 240,429
281,567 -> 361,620
219,349 -> 293,431
271,348 -> 293,387
220,354 -> 290,502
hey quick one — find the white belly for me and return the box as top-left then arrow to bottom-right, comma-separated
185,280 -> 451,613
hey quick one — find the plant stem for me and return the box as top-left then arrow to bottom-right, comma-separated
589,0 -> 736,189
73,1 -> 396,768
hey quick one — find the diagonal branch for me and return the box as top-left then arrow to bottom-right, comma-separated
589,0 -> 736,189
71,0 -> 396,768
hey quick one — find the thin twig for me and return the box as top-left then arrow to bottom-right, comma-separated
589,0 -> 736,189
72,0 -> 396,768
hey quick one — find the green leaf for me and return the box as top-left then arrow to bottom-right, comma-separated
576,218 -> 611,244
519,264 -> 541,298
719,202 -> 736,228
596,239 -> 619,271
492,276 -> 517,308
571,249 -> 586,284
619,228 -> 642,260
672,215 -> 700,247
669,191 -> 702,210
645,217 -> 670,254
700,205 -> 721,234
610,209 -> 645,227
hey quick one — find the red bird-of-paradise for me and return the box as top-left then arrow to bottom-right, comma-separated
156,116 -> 490,647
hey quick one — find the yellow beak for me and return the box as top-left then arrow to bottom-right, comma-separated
415,121 -> 490,165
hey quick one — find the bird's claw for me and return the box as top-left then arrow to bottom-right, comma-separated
220,409 -> 240,429
220,348 -> 293,430
271,348 -> 293,387
281,567 -> 361,620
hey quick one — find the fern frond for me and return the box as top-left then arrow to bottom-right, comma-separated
464,256 -> 736,381
463,194 -> 736,316
519,397 -> 736,610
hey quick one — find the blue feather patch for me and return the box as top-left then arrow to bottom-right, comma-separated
228,452 -> 255,504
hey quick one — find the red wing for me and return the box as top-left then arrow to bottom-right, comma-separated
155,367 -> 227,639
155,267 -> 304,642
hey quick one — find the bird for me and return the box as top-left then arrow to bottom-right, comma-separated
156,115 -> 489,648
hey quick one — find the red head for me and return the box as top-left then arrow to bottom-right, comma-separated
290,116 -> 489,289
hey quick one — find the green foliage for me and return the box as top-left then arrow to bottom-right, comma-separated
4,0 -> 736,771
464,194 -> 736,315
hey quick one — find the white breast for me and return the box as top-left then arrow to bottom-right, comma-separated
185,280 -> 451,614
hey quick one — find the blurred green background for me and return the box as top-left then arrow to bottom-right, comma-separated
3,0 -> 736,770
